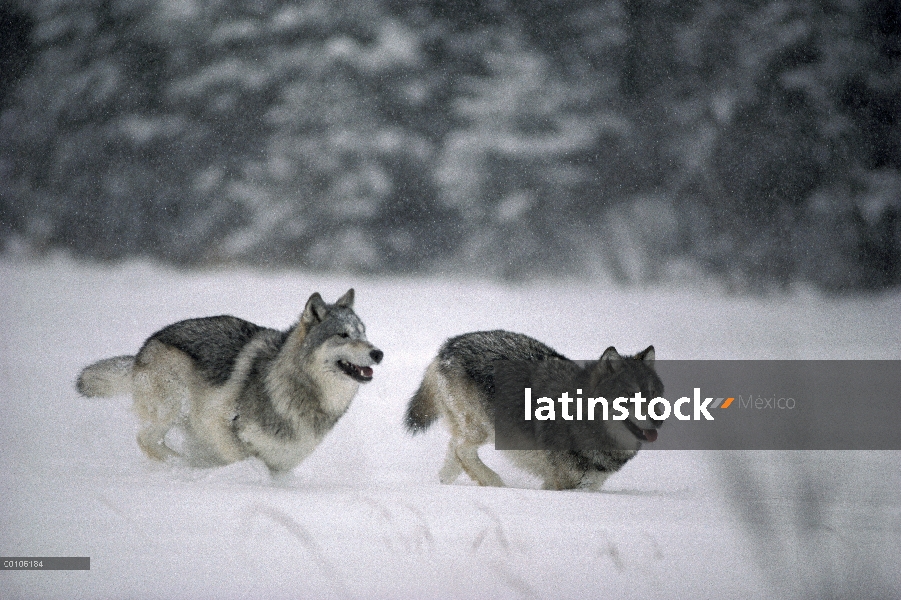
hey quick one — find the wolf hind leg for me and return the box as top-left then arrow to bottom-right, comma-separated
453,438 -> 504,487
438,373 -> 505,487
438,439 -> 463,484
137,424 -> 179,461
131,341 -> 191,461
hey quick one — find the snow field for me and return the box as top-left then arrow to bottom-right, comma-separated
1,258 -> 899,599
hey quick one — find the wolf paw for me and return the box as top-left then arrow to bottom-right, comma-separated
478,473 -> 505,487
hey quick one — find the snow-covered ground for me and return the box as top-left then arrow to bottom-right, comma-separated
1,257 -> 899,599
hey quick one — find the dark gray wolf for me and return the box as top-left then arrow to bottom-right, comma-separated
77,289 -> 382,472
405,330 -> 661,490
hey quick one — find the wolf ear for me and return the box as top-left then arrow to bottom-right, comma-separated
335,288 -> 354,308
301,292 -> 329,327
635,345 -> 655,366
599,346 -> 622,373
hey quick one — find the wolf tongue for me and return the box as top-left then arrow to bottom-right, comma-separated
360,366 -> 373,378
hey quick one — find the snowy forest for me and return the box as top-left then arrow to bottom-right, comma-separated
1,0 -> 899,290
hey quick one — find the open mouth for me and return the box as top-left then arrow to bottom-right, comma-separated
625,419 -> 658,443
337,360 -> 373,383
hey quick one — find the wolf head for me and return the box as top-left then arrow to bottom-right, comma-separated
588,345 -> 663,448
299,289 -> 383,383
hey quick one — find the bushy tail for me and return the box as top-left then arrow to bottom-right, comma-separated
76,356 -> 135,397
404,362 -> 442,434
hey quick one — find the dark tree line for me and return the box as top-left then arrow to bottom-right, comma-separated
0,0 -> 899,289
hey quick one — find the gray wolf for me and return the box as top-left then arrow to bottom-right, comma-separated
76,289 -> 383,472
404,330 -> 661,490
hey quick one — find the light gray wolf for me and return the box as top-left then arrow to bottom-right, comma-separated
404,330 -> 661,490
76,289 -> 383,472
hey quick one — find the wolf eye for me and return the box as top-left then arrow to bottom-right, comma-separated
339,332 -> 350,338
